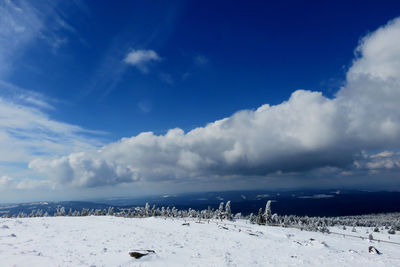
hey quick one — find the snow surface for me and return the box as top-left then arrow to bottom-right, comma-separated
1,216 -> 400,266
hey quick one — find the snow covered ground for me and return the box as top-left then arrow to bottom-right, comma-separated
1,216 -> 400,266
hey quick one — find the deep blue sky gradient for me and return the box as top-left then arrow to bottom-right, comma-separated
7,0 -> 400,140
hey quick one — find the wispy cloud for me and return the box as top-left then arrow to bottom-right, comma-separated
0,80 -> 55,110
0,0 -> 41,77
0,95 -> 102,163
138,100 -> 152,113
80,34 -> 131,99
0,82 -> 104,189
124,49 -> 161,73
194,54 -> 209,66
0,0 -> 81,76
160,73 -> 174,85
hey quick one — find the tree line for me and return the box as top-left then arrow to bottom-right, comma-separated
2,200 -> 399,234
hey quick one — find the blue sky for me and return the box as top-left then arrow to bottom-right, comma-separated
1,0 -> 400,202
6,0 -> 400,137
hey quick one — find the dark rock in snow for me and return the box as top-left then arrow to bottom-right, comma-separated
129,250 -> 155,259
368,246 -> 382,255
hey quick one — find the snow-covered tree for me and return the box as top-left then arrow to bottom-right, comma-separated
218,202 -> 224,219
36,209 -> 43,217
234,213 -> 242,220
81,208 -> 89,216
55,206 -> 66,216
145,203 -> 150,217
225,201 -> 232,220
264,200 -> 272,224
107,207 -> 114,216
256,208 -> 265,225
94,209 -> 102,216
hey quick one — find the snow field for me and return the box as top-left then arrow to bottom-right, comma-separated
1,216 -> 400,266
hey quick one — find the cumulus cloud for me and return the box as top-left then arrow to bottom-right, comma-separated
124,49 -> 161,73
347,18 -> 400,81
30,17 -> 400,188
353,151 -> 400,172
30,152 -> 137,187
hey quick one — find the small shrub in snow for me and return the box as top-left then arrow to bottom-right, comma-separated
368,234 -> 373,241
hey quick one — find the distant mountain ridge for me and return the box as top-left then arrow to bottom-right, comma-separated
2,190 -> 400,217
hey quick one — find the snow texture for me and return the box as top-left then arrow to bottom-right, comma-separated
0,216 -> 399,266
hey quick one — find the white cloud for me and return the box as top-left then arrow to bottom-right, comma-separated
22,17 -> 400,188
0,175 -> 52,191
354,151 -> 400,171
124,49 -> 161,73
348,18 -> 400,81
0,175 -> 14,189
30,90 -> 352,187
14,178 -> 53,190
30,152 -> 138,187
337,18 -> 400,149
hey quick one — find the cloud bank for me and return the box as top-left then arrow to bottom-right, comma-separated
29,17 -> 400,188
